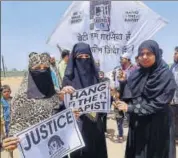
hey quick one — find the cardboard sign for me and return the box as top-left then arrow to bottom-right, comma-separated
64,81 -> 111,114
16,109 -> 85,158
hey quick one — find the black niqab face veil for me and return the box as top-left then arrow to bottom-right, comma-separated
27,53 -> 55,99
62,42 -> 99,89
75,56 -> 92,75
29,68 -> 55,98
123,40 -> 176,99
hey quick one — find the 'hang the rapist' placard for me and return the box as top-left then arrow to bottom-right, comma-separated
16,109 -> 85,158
64,81 -> 111,114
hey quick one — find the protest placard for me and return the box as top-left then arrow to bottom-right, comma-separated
16,109 -> 85,158
64,81 -> 111,114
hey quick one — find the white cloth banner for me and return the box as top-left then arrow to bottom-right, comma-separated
16,109 -> 85,158
47,1 -> 167,72
64,81 -> 111,114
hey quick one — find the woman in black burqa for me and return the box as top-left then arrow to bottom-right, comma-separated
115,40 -> 176,158
62,42 -> 108,158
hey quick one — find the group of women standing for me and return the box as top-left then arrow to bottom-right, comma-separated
2,40 -> 177,158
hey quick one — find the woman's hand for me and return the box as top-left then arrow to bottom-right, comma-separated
59,86 -> 75,101
2,137 -> 19,151
114,100 -> 128,112
61,86 -> 75,94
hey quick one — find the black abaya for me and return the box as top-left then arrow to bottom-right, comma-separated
121,40 -> 176,158
70,115 -> 107,158
124,96 -> 176,158
62,42 -> 108,158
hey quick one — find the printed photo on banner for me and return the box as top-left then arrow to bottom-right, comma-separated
90,0 -> 111,31
16,109 -> 85,158
64,81 -> 111,114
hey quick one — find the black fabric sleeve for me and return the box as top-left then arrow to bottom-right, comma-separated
52,102 -> 66,115
119,80 -> 127,99
119,80 -> 133,101
127,90 -> 175,116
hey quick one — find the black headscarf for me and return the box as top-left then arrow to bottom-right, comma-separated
124,40 -> 176,99
62,42 -> 99,89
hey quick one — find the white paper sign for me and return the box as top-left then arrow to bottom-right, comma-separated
16,109 -> 85,158
64,81 -> 111,114
47,1 -> 167,72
